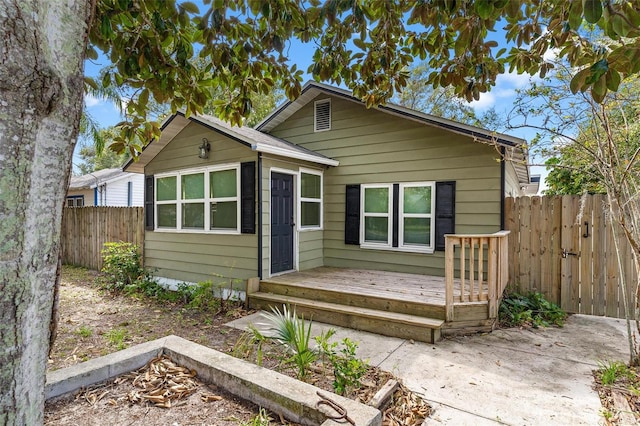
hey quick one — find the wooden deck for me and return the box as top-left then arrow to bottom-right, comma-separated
264,267 -> 488,306
248,232 -> 510,343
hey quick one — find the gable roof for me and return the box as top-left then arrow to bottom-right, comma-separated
256,81 -> 530,184
69,168 -> 131,190
124,111 -> 339,173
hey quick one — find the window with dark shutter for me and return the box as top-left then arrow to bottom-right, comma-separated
240,161 -> 256,234
435,181 -> 456,251
144,175 -> 154,230
344,184 -> 360,244
314,99 -> 331,132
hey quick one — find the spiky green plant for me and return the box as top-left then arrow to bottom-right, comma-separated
262,305 -> 316,379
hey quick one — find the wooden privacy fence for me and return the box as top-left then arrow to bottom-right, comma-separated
60,207 -> 144,271
505,194 -> 638,319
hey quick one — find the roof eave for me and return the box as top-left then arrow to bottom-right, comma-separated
253,143 -> 339,167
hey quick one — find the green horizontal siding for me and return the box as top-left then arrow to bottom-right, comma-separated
269,94 -> 503,276
145,121 -> 259,284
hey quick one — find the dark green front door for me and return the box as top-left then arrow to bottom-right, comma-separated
271,172 -> 294,274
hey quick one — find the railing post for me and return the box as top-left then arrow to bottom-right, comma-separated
487,236 -> 498,319
445,235 -> 455,322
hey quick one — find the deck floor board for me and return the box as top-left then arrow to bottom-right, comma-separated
267,267 -> 488,306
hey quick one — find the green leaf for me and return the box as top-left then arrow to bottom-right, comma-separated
591,75 -> 606,103
568,2 -> 583,30
353,38 -> 366,50
605,69 -> 621,92
179,2 -> 199,14
582,0 -> 602,24
570,68 -> 590,94
475,0 -> 493,19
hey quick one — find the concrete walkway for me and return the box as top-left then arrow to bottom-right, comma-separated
227,313 -> 629,425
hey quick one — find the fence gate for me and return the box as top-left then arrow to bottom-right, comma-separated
506,194 -> 637,319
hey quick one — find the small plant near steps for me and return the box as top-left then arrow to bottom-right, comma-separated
499,291 -> 567,328
234,304 -> 433,423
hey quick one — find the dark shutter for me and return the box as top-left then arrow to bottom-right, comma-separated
344,184 -> 360,245
144,175 -> 154,230
392,184 -> 399,247
435,181 -> 456,251
240,161 -> 256,234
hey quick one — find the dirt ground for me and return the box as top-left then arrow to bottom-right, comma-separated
46,266 -> 430,425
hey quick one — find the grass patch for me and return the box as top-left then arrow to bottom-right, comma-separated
74,326 -> 93,338
597,360 -> 635,385
105,327 -> 128,350
499,291 -> 567,328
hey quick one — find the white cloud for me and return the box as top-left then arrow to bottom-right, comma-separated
84,94 -> 102,107
468,91 -> 496,110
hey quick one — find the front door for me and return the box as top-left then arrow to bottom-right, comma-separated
271,172 -> 294,274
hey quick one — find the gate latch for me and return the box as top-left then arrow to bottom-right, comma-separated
561,248 -> 579,258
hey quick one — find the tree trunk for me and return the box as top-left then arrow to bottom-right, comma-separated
0,1 -> 92,424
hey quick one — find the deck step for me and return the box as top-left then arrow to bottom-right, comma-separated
249,292 -> 444,343
259,280 -> 446,320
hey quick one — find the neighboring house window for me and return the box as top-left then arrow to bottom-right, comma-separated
127,181 -> 133,207
66,196 -> 84,207
155,164 -> 240,233
359,182 -> 435,253
299,169 -> 323,229
314,99 -> 331,132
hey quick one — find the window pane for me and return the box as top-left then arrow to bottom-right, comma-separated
301,173 -> 321,199
404,186 -> 431,214
364,217 -> 388,242
211,201 -> 237,229
364,187 -> 389,213
404,218 -> 430,245
210,169 -> 237,198
157,204 -> 176,227
301,201 -> 320,227
182,173 -> 204,200
182,203 -> 204,229
157,176 -> 176,201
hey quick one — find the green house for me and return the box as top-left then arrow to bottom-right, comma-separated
124,82 -> 530,342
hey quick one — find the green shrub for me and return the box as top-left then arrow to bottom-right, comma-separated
499,291 -> 567,328
100,242 -> 144,292
315,330 -> 368,395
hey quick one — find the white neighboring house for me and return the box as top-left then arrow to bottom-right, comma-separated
66,168 -> 144,207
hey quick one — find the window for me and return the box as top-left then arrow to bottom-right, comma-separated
360,182 -> 435,253
155,165 -> 240,233
400,183 -> 434,248
362,185 -> 392,246
314,99 -> 331,132
299,170 -> 322,229
66,196 -> 84,207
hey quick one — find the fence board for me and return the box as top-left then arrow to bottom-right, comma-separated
505,194 -> 637,320
530,196 -> 542,293
579,195 -> 593,315
60,207 -> 144,270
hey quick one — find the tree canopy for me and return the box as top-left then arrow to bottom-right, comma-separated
88,0 -> 640,157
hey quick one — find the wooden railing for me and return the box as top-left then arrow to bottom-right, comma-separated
444,231 -> 510,322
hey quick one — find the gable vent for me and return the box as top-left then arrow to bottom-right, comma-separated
314,99 -> 331,132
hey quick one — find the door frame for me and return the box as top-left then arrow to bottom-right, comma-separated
269,167 -> 298,277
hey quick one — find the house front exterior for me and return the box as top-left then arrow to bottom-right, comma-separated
124,82 -> 529,293
67,168 -> 144,207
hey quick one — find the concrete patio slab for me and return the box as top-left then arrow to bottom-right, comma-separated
228,313 -> 630,425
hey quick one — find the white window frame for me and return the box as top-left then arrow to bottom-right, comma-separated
398,182 -> 435,253
297,168 -> 323,231
154,164 -> 241,234
359,181 -> 435,254
360,183 -> 393,249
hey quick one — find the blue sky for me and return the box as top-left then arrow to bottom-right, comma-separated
81,8 -> 549,191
